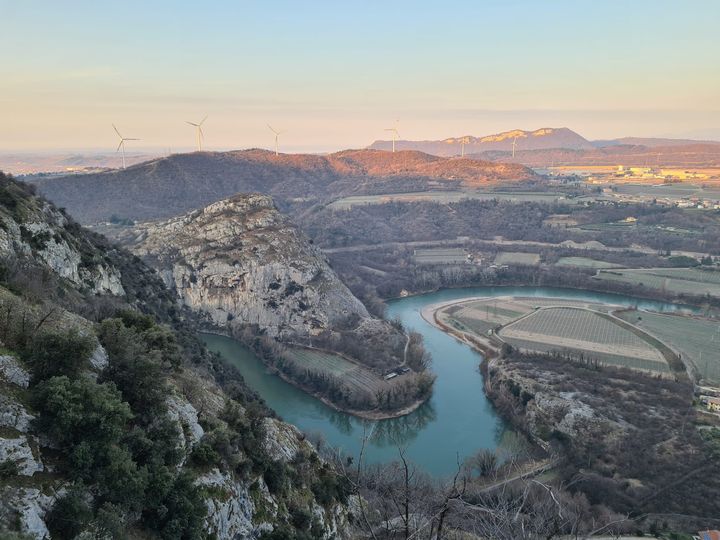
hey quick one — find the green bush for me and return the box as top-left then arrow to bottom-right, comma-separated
26,329 -> 95,383
46,488 -> 93,540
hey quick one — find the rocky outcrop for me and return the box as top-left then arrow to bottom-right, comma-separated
112,194 -> 370,340
0,355 -> 30,388
0,197 -> 124,296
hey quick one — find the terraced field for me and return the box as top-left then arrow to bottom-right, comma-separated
616,310 -> 720,383
555,256 -> 622,269
414,247 -> 468,265
498,307 -> 669,373
594,268 -> 720,297
285,346 -> 391,395
495,252 -> 540,265
328,190 -> 569,210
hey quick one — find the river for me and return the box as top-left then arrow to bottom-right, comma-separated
201,286 -> 694,476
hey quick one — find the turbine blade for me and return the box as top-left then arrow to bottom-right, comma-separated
112,124 -> 122,138
116,140 -> 123,152
186,121 -> 198,126
199,128 -> 204,139
200,115 -> 208,125
268,124 -> 277,134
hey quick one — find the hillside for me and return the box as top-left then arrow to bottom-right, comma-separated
471,142 -> 720,168
369,127 -> 594,155
0,172 -> 354,539
35,149 -> 539,224
103,193 -> 433,415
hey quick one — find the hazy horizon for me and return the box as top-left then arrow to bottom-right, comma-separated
2,0 -> 719,152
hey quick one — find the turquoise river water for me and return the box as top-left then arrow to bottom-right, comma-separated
201,286 -> 693,476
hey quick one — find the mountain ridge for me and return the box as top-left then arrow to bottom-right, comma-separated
35,148 -> 538,224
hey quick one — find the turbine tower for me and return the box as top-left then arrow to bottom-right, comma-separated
384,122 -> 400,153
268,124 -> 285,156
460,136 -> 470,157
511,136 -> 518,158
112,124 -> 140,169
186,115 -> 207,151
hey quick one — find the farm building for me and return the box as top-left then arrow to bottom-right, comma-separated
700,396 -> 720,412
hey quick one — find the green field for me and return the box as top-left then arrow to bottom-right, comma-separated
495,252 -> 540,265
556,257 -> 622,269
414,247 -> 468,265
615,310 -> 720,383
594,268 -> 720,297
498,307 -> 669,373
284,346 -> 390,395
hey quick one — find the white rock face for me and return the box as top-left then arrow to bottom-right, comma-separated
196,468 -> 256,540
261,418 -> 308,462
0,203 -> 125,296
166,395 -> 204,455
0,436 -> 43,476
0,487 -> 58,539
122,194 -> 369,339
0,355 -> 30,388
88,345 -> 109,371
0,394 -> 34,432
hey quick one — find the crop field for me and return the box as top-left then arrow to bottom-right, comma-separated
616,310 -> 720,383
440,298 -> 532,335
495,252 -> 540,265
414,247 -> 468,265
328,190 -> 571,210
285,347 -> 391,394
594,268 -> 720,297
499,307 -> 669,373
555,257 -> 622,269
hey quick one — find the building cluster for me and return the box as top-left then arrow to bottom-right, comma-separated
614,165 -> 710,181
599,187 -> 720,209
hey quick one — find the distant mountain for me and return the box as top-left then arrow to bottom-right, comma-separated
0,152 -> 159,175
593,136 -> 720,148
369,127 -> 595,156
35,148 -> 538,224
468,143 -> 720,168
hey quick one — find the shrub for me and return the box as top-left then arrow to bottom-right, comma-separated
46,488 -> 93,540
26,329 -> 95,383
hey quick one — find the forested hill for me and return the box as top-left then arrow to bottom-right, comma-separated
35,148 -> 538,224
0,172 -> 353,539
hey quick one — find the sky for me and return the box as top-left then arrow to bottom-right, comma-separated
1,0 -> 719,153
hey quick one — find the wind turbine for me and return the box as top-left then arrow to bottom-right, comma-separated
460,136 -> 470,157
511,136 -> 518,158
112,124 -> 140,169
384,122 -> 400,153
268,124 -> 285,155
186,115 -> 207,151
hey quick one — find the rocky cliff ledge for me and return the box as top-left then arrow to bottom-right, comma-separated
114,194 -> 370,340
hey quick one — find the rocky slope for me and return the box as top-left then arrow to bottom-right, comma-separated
109,193 -> 371,340
484,350 -> 720,520
104,193 -> 413,380
0,173 -> 355,539
35,148 -> 539,224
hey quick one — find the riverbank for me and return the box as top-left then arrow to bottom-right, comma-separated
269,364 -> 430,421
201,329 -> 431,421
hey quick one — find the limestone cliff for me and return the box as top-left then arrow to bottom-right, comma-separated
0,173 -> 355,539
111,193 -> 372,340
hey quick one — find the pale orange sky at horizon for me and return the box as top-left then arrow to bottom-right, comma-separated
2,0 -> 719,152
